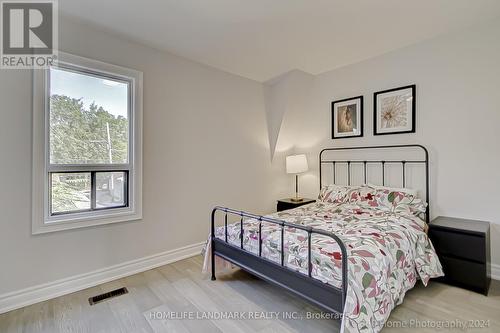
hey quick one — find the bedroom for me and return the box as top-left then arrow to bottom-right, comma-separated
0,0 -> 499,332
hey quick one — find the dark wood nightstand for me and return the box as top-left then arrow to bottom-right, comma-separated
428,216 -> 491,295
277,198 -> 316,212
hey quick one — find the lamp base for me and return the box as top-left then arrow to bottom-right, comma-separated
290,197 -> 304,202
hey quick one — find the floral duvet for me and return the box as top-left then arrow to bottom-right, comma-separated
210,200 -> 443,333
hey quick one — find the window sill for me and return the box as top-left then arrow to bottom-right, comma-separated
32,209 -> 142,234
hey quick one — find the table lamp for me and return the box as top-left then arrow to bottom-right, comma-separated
286,154 -> 308,202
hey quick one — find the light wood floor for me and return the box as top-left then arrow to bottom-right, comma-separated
1,255 -> 499,332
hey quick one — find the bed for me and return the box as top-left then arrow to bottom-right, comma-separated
206,145 -> 443,333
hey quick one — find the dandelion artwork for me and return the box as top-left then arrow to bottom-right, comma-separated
374,85 -> 415,135
380,95 -> 408,128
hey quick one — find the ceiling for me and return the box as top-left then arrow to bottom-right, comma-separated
60,0 -> 500,82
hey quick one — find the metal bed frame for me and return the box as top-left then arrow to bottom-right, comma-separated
210,144 -> 429,315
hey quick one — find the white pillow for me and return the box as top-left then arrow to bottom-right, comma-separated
318,184 -> 375,204
368,183 -> 427,216
367,183 -> 418,196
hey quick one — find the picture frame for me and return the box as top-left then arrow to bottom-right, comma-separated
331,96 -> 363,139
374,85 -> 416,135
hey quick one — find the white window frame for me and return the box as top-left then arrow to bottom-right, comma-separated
32,52 -> 143,234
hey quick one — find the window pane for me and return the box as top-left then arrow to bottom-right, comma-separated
51,173 -> 91,214
49,67 -> 129,164
96,172 -> 126,209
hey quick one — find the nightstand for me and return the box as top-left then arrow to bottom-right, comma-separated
277,198 -> 315,212
428,216 -> 491,295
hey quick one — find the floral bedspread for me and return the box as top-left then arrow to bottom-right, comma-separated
209,201 -> 443,333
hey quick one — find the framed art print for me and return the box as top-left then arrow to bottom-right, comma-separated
332,96 -> 363,139
374,85 -> 416,135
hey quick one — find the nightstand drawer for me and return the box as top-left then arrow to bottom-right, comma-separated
429,228 -> 485,263
439,255 -> 487,293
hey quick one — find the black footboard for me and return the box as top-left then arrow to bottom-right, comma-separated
210,206 -> 348,315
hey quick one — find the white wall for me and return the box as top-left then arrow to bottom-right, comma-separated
0,16 -> 288,296
264,70 -> 315,160
272,18 -> 500,269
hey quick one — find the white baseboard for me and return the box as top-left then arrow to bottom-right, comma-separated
491,263 -> 500,281
0,241 -> 205,314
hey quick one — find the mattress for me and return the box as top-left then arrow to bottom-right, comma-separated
212,200 -> 443,333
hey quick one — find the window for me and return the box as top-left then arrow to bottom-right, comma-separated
48,66 -> 130,215
32,52 -> 142,233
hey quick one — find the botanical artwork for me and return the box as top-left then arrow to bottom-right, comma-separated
380,95 -> 408,128
332,96 -> 363,139
374,85 -> 415,135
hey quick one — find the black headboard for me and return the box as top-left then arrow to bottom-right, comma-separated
319,144 -> 430,223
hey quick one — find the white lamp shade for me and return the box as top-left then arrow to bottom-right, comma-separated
286,154 -> 308,174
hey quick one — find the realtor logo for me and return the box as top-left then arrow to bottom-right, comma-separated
1,0 -> 57,68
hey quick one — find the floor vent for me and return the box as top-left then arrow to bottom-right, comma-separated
89,287 -> 129,305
